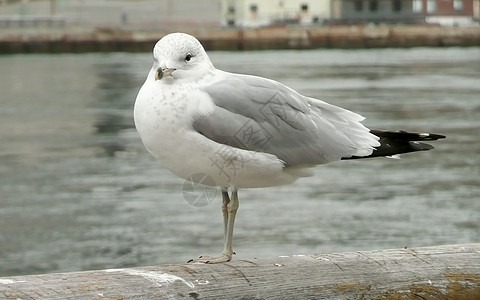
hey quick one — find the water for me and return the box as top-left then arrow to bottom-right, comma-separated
0,47 -> 479,276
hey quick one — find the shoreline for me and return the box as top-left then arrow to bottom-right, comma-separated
0,24 -> 479,53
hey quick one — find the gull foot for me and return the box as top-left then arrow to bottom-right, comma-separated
187,253 -> 234,264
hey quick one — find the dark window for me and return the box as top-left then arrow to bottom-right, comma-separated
392,0 -> 402,12
228,5 -> 235,14
301,4 -> 309,12
354,0 -> 363,11
250,4 -> 258,13
369,0 -> 378,12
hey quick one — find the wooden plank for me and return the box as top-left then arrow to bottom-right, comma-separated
0,243 -> 479,299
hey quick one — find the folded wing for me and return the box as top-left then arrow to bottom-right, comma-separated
193,72 -> 380,167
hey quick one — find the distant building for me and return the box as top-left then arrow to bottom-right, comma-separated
412,0 -> 479,25
330,0 -> 478,25
1,0 -> 478,30
330,0 -> 422,24
221,0 -> 331,27
0,0 -> 222,29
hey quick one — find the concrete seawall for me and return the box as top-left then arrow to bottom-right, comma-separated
0,24 -> 479,53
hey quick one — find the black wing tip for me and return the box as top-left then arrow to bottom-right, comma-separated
371,130 -> 446,141
343,129 -> 445,160
410,131 -> 446,141
424,133 -> 446,140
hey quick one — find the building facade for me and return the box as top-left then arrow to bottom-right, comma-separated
412,0 -> 478,25
221,0 -> 331,27
330,0 -> 421,23
1,0 -> 477,29
330,0 -> 478,25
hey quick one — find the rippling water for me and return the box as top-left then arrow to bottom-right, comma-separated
0,47 -> 479,276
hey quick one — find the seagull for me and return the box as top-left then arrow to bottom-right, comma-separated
134,33 -> 445,263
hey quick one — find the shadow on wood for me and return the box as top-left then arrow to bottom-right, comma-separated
1,243 -> 479,299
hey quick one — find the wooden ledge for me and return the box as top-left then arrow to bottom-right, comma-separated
1,243 -> 479,299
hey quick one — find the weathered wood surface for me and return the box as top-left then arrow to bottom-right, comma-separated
1,243 -> 479,300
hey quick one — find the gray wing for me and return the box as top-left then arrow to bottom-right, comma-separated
193,72 -> 376,166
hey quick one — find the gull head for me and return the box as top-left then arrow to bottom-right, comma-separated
152,33 -> 214,83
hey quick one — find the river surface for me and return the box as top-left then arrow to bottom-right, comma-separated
0,47 -> 479,276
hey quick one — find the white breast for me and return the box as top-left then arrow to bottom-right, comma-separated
134,73 -> 310,188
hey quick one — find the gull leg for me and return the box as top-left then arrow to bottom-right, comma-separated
221,188 -> 230,240
221,188 -> 238,259
188,188 -> 239,264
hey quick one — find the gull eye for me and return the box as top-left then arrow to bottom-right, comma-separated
185,53 -> 193,62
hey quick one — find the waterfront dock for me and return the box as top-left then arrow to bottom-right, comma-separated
0,24 -> 479,53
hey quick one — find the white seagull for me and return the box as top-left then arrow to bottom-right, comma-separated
134,33 -> 445,263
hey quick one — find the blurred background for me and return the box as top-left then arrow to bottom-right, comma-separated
1,0 -> 479,52
0,0 -> 479,30
0,0 -> 479,277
